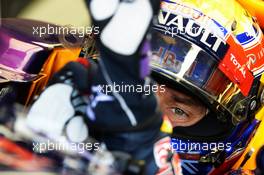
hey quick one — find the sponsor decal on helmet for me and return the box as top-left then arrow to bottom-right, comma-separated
218,34 -> 254,96
155,11 -> 228,59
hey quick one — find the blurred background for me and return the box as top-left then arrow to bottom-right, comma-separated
0,0 -> 90,27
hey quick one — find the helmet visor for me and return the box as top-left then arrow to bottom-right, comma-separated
150,30 -> 251,125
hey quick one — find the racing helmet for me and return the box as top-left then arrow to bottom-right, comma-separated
236,0 -> 264,30
150,0 -> 264,174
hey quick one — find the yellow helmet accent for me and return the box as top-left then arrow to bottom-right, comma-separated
236,0 -> 264,29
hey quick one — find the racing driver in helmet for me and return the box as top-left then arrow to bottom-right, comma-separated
150,0 -> 264,174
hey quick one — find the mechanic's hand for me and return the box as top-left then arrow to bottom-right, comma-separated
86,0 -> 161,56
26,62 -> 91,143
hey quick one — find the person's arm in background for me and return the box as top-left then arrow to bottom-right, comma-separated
85,0 -> 161,129
85,1 -> 181,175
